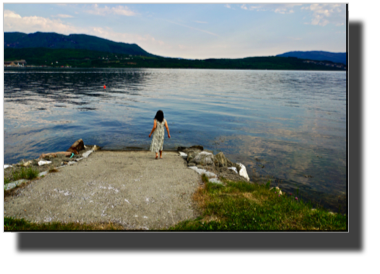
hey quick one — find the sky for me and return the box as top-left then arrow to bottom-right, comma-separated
3,2 -> 347,59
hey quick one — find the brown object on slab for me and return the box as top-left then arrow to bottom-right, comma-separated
66,139 -> 84,154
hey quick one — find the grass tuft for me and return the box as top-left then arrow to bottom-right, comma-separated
12,167 -> 39,181
4,217 -> 126,231
169,178 -> 347,231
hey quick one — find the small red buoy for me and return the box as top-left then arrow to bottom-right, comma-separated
103,85 -> 106,89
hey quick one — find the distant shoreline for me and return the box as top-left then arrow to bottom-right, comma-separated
4,66 -> 346,72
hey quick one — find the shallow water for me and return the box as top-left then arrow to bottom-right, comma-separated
4,68 -> 347,212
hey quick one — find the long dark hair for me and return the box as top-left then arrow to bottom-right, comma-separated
154,110 -> 164,123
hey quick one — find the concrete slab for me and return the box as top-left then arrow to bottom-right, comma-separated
4,151 -> 201,230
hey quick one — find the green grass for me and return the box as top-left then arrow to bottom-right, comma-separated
4,177 -> 10,185
169,175 -> 347,231
4,174 -> 347,231
4,217 -> 125,231
11,167 -> 39,181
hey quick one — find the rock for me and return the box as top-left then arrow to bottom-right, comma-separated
38,160 -> 52,166
179,152 -> 187,159
22,160 -> 33,167
191,151 -> 214,166
82,150 -> 93,158
67,139 -> 85,154
228,167 -> 238,174
4,179 -> 27,191
188,145 -> 203,151
92,145 -> 100,151
218,166 -> 229,173
188,166 -> 217,178
39,171 -> 48,177
204,171 -> 217,178
213,152 -> 235,167
5,182 -> 16,191
4,165 -> 12,169
187,162 -> 196,167
209,178 -> 223,184
178,145 -> 203,152
188,166 -> 205,175
177,146 -> 187,152
186,150 -> 201,162
275,186 -> 283,195
236,163 -> 250,181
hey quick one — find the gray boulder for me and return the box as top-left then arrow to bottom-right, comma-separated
179,145 -> 203,153
214,152 -> 235,168
190,151 -> 214,166
186,150 -> 202,162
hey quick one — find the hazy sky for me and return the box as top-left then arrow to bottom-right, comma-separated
3,3 -> 346,59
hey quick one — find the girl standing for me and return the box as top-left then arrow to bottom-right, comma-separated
149,110 -> 171,159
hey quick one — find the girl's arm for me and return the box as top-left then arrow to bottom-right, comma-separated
149,119 -> 157,138
165,120 -> 171,138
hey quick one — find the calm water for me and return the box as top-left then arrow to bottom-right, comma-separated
4,68 -> 347,212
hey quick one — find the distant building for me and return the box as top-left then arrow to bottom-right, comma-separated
4,60 -> 27,67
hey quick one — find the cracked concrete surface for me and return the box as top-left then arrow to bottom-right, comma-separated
4,151 -> 201,230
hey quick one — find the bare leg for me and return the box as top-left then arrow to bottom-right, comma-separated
155,152 -> 158,159
159,150 -> 162,159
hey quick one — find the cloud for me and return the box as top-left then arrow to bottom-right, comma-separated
301,4 -> 346,26
89,27 -> 165,48
237,3 -> 345,26
3,10 -> 165,52
241,4 -> 301,13
288,37 -> 302,41
53,14 -> 73,18
165,19 -> 218,37
275,8 -> 294,14
4,9 -> 21,19
85,4 -> 136,16
4,10 -> 80,34
225,4 -> 231,9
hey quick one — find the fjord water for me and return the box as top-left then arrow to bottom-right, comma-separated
4,68 -> 346,212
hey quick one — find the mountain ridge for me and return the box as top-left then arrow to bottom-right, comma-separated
276,51 -> 346,65
4,31 -> 154,57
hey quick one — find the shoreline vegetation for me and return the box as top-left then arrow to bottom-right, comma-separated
4,140 -> 347,231
5,48 -> 346,71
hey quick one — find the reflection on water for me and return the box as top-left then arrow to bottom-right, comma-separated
4,68 -> 346,212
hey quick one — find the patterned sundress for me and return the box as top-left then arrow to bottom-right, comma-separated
150,119 -> 166,153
